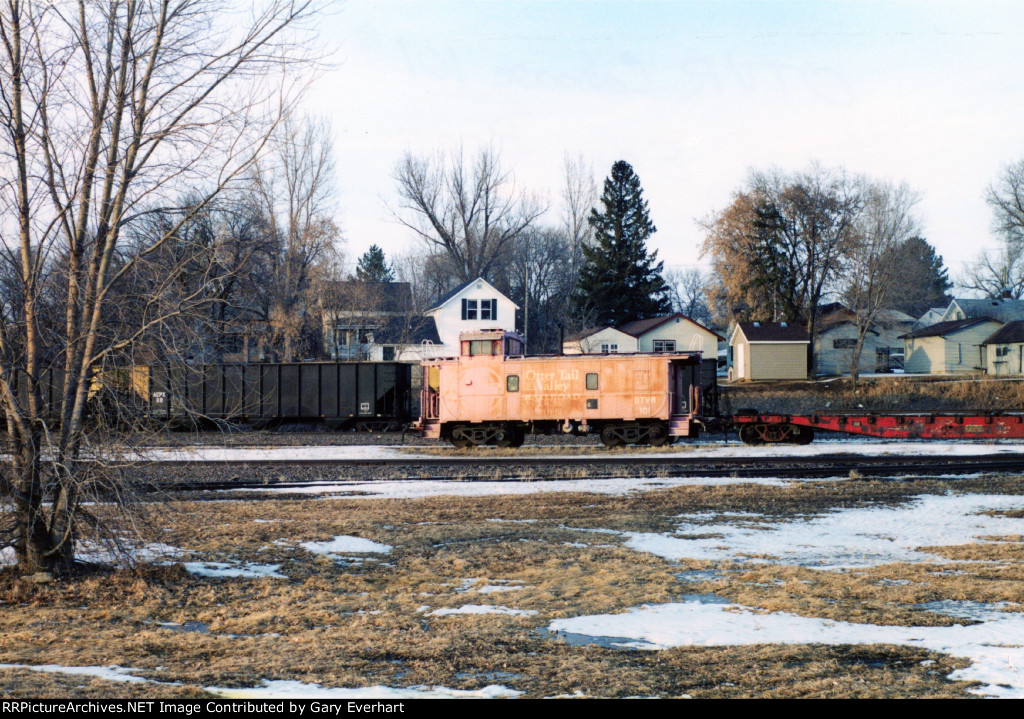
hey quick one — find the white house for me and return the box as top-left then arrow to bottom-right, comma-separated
617,314 -> 724,356
813,308 -> 914,376
562,327 -> 638,354
420,277 -> 519,358
561,314 -> 722,357
901,318 -> 1002,374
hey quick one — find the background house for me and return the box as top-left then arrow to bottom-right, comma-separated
422,278 -> 519,358
901,318 -> 1002,374
729,321 -> 809,381
562,327 -> 637,354
814,307 -> 914,376
618,314 -> 723,355
982,320 -> 1024,376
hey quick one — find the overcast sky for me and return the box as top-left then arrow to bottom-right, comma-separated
304,0 -> 1024,285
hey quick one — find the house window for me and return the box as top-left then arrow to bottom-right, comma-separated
383,346 -> 396,361
833,339 -> 856,349
653,340 -> 676,352
996,345 -> 1012,358
462,298 -> 497,321
480,299 -> 497,320
600,343 -> 618,353
586,373 -> 599,390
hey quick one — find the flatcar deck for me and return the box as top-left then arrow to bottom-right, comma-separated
732,411 -> 1024,443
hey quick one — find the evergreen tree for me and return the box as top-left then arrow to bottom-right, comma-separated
355,244 -> 395,282
885,236 -> 952,316
572,160 -> 671,326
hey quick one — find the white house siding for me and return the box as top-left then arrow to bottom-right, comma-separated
636,321 -> 719,355
904,322 -> 1001,374
563,328 -> 637,355
426,280 -> 518,357
815,326 -> 905,376
987,343 -> 1024,375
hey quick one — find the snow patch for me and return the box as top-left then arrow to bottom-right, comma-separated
210,680 -> 522,699
549,600 -> 1024,698
299,536 -> 393,555
613,493 -> 1024,569
428,605 -> 538,617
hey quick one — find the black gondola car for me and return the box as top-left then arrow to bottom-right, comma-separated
147,362 -> 413,430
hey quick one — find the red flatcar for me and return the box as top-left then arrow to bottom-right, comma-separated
413,329 -> 706,447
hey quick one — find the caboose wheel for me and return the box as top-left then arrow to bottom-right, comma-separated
600,426 -> 624,448
493,427 -> 512,448
648,423 -> 669,447
450,425 -> 472,449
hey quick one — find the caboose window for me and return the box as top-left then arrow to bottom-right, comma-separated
506,375 -> 519,392
586,373 -> 599,390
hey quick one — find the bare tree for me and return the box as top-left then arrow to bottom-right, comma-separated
960,243 -> 1024,299
702,164 -> 863,369
987,159 -> 1024,247
960,159 -> 1024,299
664,267 -> 713,327
842,181 -> 921,383
391,146 -> 546,285
250,114 -> 342,360
0,0 -> 322,574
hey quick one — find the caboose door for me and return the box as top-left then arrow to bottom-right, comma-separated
670,360 -> 696,416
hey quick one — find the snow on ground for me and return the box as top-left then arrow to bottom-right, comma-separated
427,605 -> 538,617
0,664 -> 154,684
298,535 -> 393,555
609,493 -> 1024,569
0,663 -> 522,699
549,492 -> 1024,697
549,600 -> 1024,698
211,681 -> 523,699
140,438 -> 1024,464
183,561 -> 285,579
241,475 -> 840,499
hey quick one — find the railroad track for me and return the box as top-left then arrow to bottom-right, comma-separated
141,452 -> 1024,493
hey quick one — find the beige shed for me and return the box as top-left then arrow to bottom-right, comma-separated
728,322 -> 809,381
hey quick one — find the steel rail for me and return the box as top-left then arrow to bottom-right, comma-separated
142,453 -> 1024,493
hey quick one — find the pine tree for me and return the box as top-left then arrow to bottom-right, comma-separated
355,244 -> 395,283
885,236 -> 952,316
572,161 -> 671,326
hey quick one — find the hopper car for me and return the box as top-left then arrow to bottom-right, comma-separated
146,361 -> 412,430
5,361 -> 413,430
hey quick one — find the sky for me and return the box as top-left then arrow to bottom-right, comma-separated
304,0 -> 1024,285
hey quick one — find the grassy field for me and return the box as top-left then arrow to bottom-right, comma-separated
5,472 -> 1024,698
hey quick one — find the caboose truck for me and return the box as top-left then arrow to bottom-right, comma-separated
413,329 -> 706,448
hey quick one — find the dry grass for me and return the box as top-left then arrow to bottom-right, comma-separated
721,375 -> 1024,416
4,475 -> 1023,697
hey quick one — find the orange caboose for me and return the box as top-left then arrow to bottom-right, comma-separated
415,329 -> 705,447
